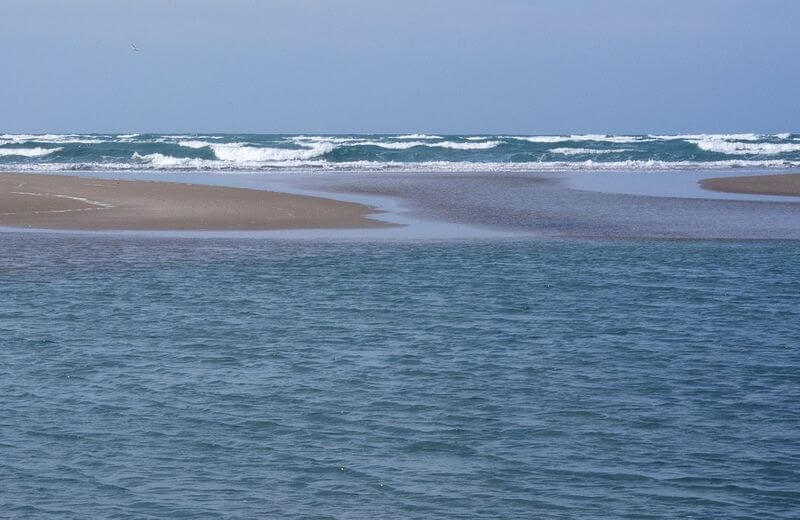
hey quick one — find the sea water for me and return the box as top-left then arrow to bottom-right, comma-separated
2,234 -> 799,518
1,132 -> 800,173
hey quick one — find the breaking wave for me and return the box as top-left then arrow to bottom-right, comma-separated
0,147 -> 63,157
549,147 -> 633,155
395,134 -> 443,139
430,140 -> 502,150
211,143 -> 334,162
1,132 -> 799,172
354,141 -> 427,150
132,152 -> 218,168
10,157 -> 800,173
691,139 -> 800,155
507,135 -> 654,144
177,141 -> 334,161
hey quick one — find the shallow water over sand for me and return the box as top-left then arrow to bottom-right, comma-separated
2,234 -> 799,518
302,170 -> 800,239
17,169 -> 800,240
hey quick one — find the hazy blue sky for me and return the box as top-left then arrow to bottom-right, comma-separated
1,0 -> 798,134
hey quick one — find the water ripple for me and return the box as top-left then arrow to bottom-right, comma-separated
1,234 -> 799,517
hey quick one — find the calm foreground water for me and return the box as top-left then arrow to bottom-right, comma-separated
2,234 -> 799,518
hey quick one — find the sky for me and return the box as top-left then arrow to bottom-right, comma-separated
1,0 -> 798,134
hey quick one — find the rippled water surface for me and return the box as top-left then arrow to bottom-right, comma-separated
2,234 -> 799,518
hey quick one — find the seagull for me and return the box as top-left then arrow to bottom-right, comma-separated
130,43 -> 140,52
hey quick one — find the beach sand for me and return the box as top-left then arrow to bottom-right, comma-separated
0,172 -> 390,230
700,173 -> 800,197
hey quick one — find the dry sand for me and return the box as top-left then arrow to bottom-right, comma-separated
700,173 -> 800,197
0,172 -> 390,230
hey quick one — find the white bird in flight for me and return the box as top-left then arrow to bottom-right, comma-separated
130,43 -> 140,52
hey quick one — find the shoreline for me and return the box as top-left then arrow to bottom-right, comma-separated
3,169 -> 800,239
700,173 -> 800,197
0,172 -> 392,231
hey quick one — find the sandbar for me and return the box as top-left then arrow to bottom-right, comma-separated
0,172 -> 390,230
700,173 -> 800,197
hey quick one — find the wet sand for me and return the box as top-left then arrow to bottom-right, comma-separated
700,173 -> 800,197
0,173 -> 390,230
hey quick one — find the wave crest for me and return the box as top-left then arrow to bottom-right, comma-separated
211,143 -> 334,162
30,156 -> 800,173
132,152 -> 215,168
0,147 -> 63,157
549,147 -> 633,155
395,134 -> 442,140
508,135 -> 650,144
692,139 -> 800,155
431,140 -> 502,150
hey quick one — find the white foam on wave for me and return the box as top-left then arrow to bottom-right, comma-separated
363,158 -> 799,172
177,138 -> 503,154
430,140 -> 502,150
506,133 -> 786,144
163,134 -> 223,139
211,142 -> 335,162
508,135 -> 649,144
132,152 -> 219,168
549,147 -> 633,155
650,133 -> 762,141
178,140 -> 216,149
598,136 -> 655,144
533,158 -> 800,170
155,135 -> 228,144
0,147 -> 63,157
178,140 -> 336,160
569,134 -> 616,142
287,136 -> 366,146
136,141 -> 336,166
13,156 -> 799,173
691,139 -> 800,155
355,141 -> 426,150
115,133 -> 143,143
289,135 -> 357,143
356,140 -> 502,150
130,153 -> 336,170
1,133 -> 79,141
0,134 -> 105,144
506,135 -> 568,143
395,134 -> 443,140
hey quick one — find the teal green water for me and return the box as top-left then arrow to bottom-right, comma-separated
1,132 -> 799,172
2,234 -> 799,518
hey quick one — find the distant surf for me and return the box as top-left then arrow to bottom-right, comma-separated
1,133 -> 798,172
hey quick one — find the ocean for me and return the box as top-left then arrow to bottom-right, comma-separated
1,132 -> 800,172
2,134 -> 800,518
